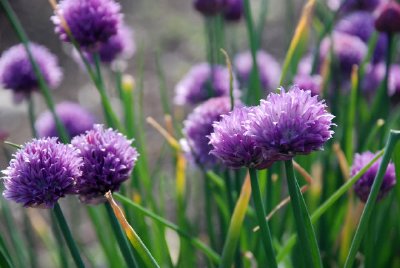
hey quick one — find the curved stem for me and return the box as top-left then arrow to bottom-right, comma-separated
248,168 -> 277,268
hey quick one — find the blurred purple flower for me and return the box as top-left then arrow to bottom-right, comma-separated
71,125 -> 138,204
2,138 -> 82,208
174,63 -> 240,106
320,32 -> 367,77
362,63 -> 400,97
183,97 -> 235,168
246,86 -> 334,161
328,0 -> 381,12
297,54 -> 314,75
35,101 -> 96,139
193,0 -> 226,16
293,74 -> 322,96
335,11 -> 387,63
224,0 -> 243,22
351,151 -> 396,202
0,43 -> 62,103
234,50 -> 281,92
53,0 -> 122,49
375,1 -> 400,33
209,106 -> 271,169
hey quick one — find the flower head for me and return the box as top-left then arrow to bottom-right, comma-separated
193,0 -> 226,16
35,102 -> 96,139
52,0 -> 122,49
209,106 -> 271,169
234,50 -> 280,92
71,125 -> 138,204
2,138 -> 82,208
293,74 -> 322,96
246,86 -> 334,161
183,97 -> 235,168
174,63 -> 239,106
351,151 -> 396,202
224,0 -> 243,22
0,43 -> 62,102
362,63 -> 400,97
328,0 -> 381,13
375,1 -> 400,33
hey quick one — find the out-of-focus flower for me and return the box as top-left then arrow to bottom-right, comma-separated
174,63 -> 240,106
328,0 -> 381,12
0,43 -> 62,103
71,125 -> 138,204
375,1 -> 400,33
351,151 -> 396,202
224,0 -> 243,22
293,74 -> 322,96
52,0 -> 122,49
193,0 -> 226,16
246,86 -> 334,161
335,11 -> 387,63
297,54 -> 314,75
209,106 -> 271,169
362,63 -> 400,97
183,97 -> 235,168
234,50 -> 281,92
320,32 -> 367,77
35,101 -> 96,139
2,138 -> 82,208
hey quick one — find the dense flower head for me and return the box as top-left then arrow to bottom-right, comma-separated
53,0 -> 122,49
183,97 -> 236,168
320,32 -> 367,77
293,74 -> 322,96
2,138 -> 82,208
174,63 -> 239,106
193,0 -> 226,16
234,50 -> 280,92
223,0 -> 243,22
0,43 -> 62,102
375,1 -> 400,33
246,86 -> 334,161
71,125 -> 138,204
35,102 -> 96,139
351,151 -> 396,202
335,11 -> 387,63
209,106 -> 270,169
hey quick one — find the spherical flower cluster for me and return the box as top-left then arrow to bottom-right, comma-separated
0,43 -> 63,102
2,138 -> 82,208
71,125 -> 138,203
224,0 -> 243,22
293,74 -> 322,96
183,97 -> 234,168
234,50 -> 281,92
35,102 -> 96,139
351,151 -> 396,202
320,32 -> 367,77
209,106 -> 270,169
246,86 -> 335,161
375,1 -> 400,33
193,0 -> 226,16
52,0 -> 122,49
174,63 -> 239,106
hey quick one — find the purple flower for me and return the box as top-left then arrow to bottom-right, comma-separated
246,86 -> 335,161
351,151 -> 396,202
320,32 -> 367,77
297,54 -> 315,75
375,1 -> 400,33
52,0 -> 122,49
209,106 -> 271,169
328,0 -> 381,12
35,101 -> 96,139
71,125 -> 138,204
224,0 -> 243,22
293,74 -> 322,96
362,63 -> 400,97
183,97 -> 235,168
193,0 -> 226,16
2,138 -> 82,208
234,50 -> 281,92
0,43 -> 62,103
174,63 -> 240,106
335,11 -> 387,63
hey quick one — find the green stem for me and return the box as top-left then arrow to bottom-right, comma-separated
27,95 -> 37,138
52,203 -> 85,268
284,160 -> 322,268
104,202 -> 137,268
344,130 -> 400,268
248,168 -> 277,268
50,212 -> 69,268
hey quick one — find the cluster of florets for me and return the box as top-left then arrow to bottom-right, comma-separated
2,125 -> 138,208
